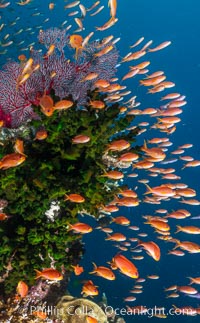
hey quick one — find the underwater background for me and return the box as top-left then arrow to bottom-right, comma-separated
0,0 -> 200,322
68,1 -> 200,322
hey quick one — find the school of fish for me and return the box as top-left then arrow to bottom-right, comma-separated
0,0 -> 200,320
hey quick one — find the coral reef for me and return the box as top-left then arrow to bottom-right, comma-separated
0,27 -> 139,300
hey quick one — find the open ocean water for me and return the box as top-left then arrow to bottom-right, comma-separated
68,1 -> 200,322
0,0 -> 200,322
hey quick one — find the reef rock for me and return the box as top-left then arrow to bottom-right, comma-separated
54,295 -> 108,322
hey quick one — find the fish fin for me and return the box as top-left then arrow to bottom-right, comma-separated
105,234 -> 111,240
187,277 -> 193,285
172,239 -> 180,249
107,259 -> 116,269
34,269 -> 42,279
143,183 -> 152,194
175,225 -> 182,234
157,118 -> 163,123
89,262 -> 97,274
67,224 -> 73,232
63,194 -> 69,201
143,139 -> 147,150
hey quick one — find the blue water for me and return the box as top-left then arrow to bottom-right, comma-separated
69,1 -> 200,322
1,0 -> 200,322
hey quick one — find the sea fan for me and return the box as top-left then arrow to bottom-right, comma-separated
0,28 -> 119,128
0,62 -> 41,128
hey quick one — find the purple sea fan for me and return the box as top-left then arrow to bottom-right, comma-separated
0,28 -> 120,128
0,62 -> 41,128
37,28 -> 119,106
38,27 -> 69,53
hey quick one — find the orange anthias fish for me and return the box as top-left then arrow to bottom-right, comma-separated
137,240 -> 161,261
35,268 -> 63,281
0,213 -> 10,221
107,139 -> 130,151
108,0 -> 117,19
144,183 -> 176,197
0,153 -> 26,170
89,100 -> 105,109
72,264 -> 84,276
110,254 -> 139,278
94,45 -> 114,57
49,3 -> 55,10
67,222 -> 93,234
32,311 -> 47,320
16,281 -> 29,298
105,232 -> 126,241
148,41 -> 171,52
34,129 -> 48,140
69,34 -> 83,59
111,216 -> 130,225
14,139 -> 26,156
64,193 -> 85,203
141,140 -> 166,160
101,170 -> 124,180
44,44 -> 55,59
118,152 -> 139,162
172,240 -> 200,253
188,277 -> 200,285
177,285 -> 198,295
175,225 -> 200,234
39,94 -> 54,116
81,280 -> 99,297
71,135 -> 91,144
89,262 -> 115,280
53,100 -> 74,111
86,316 -> 98,323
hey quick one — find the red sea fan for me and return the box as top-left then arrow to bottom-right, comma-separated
0,62 -> 41,128
0,28 -> 119,128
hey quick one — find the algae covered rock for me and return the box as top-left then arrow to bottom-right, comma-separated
54,295 -> 108,322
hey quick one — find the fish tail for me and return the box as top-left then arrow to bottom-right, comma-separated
0,161 -> 2,169
143,139 -> 147,150
172,304 -> 178,310
143,183 -> 152,194
67,224 -> 73,232
157,118 -> 163,123
187,277 -> 193,285
111,195 -> 119,204
175,225 -> 182,234
172,239 -> 180,249
181,165 -> 186,170
34,269 -> 42,279
75,48 -> 79,61
105,234 -> 111,240
64,194 -> 69,201
89,262 -> 97,274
